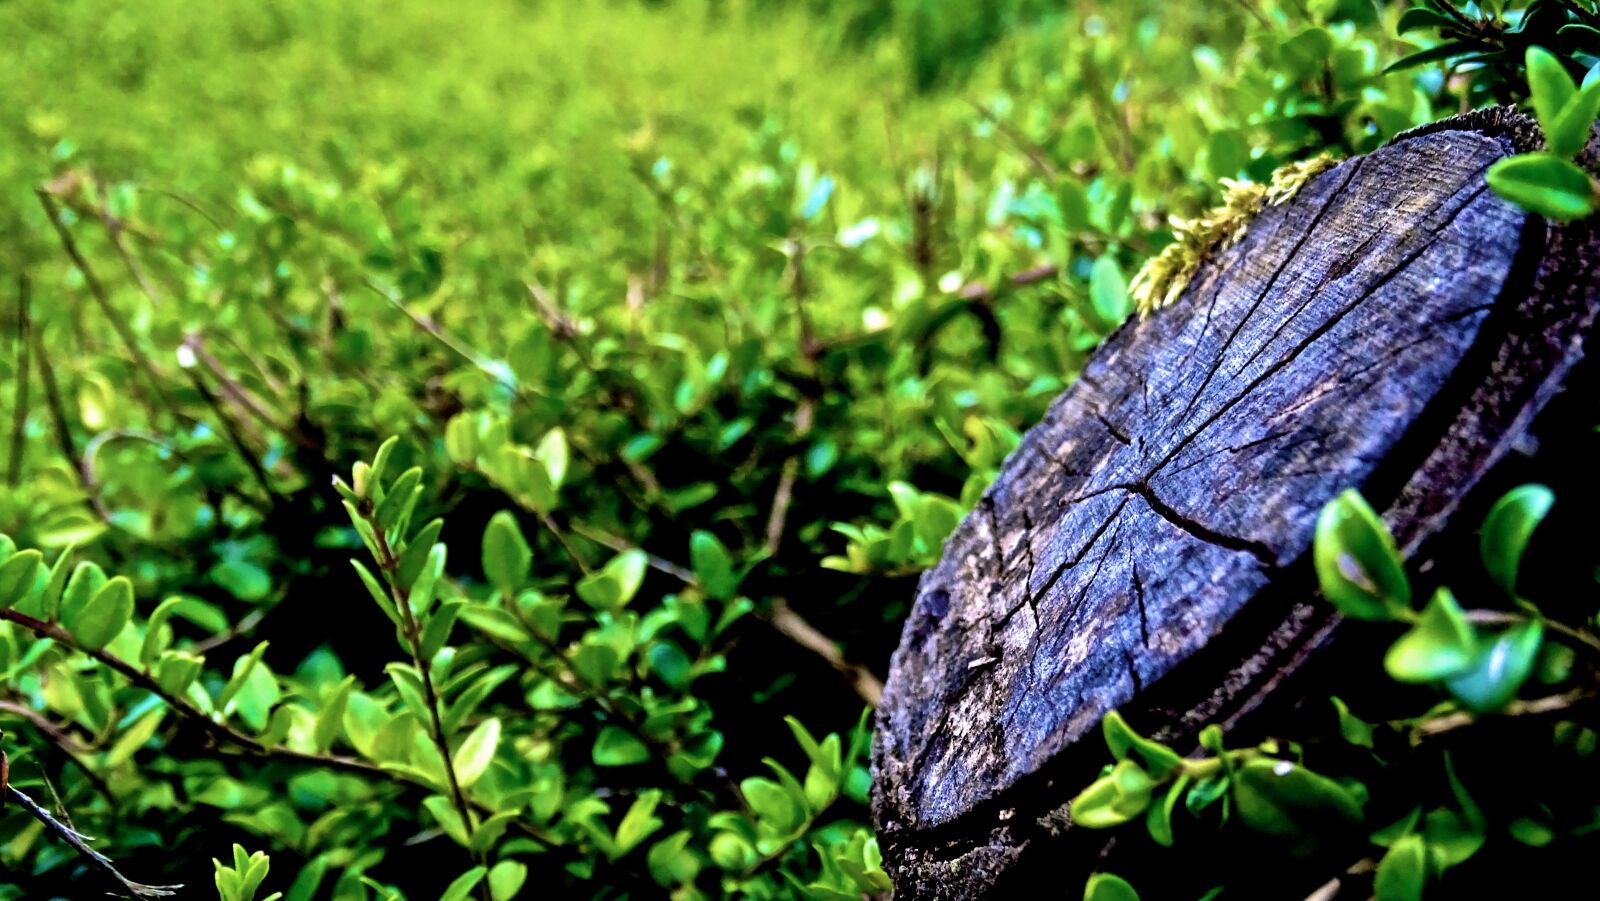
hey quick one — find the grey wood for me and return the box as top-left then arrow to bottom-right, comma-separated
871,107 -> 1600,898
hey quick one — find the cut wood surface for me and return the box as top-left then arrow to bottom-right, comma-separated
871,108 -> 1600,898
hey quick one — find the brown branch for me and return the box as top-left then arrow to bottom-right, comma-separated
95,175 -> 163,307
0,701 -> 112,801
28,319 -> 100,520
763,397 -> 816,556
0,608 -> 384,779
765,599 -> 883,707
956,262 -> 1060,303
1413,689 -> 1595,742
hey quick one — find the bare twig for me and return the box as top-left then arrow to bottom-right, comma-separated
765,599 -> 883,707
967,100 -> 1061,180
0,701 -> 112,801
7,275 -> 31,485
763,397 -> 815,556
5,781 -> 182,897
1414,689 -> 1595,741
36,186 -> 178,417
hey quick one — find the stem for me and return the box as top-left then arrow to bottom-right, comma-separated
1464,609 -> 1600,656
5,780 -> 182,897
766,599 -> 883,708
7,275 -> 31,486
0,700 -> 112,802
1413,689 -> 1595,741
366,521 -> 487,898
36,187 -> 178,418
0,608 -> 383,779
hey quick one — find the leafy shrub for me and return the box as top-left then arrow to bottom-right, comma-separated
0,0 -> 1596,898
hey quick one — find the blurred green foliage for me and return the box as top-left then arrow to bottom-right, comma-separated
0,0 -> 1595,897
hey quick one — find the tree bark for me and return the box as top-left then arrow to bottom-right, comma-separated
871,108 -> 1600,898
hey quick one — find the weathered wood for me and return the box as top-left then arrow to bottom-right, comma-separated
871,108 -> 1600,898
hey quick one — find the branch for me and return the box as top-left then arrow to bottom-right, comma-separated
764,599 -> 883,707
7,275 -> 30,486
1413,689 -> 1595,742
0,700 -> 112,802
0,608 -> 384,779
3,773 -> 181,898
36,186 -> 178,418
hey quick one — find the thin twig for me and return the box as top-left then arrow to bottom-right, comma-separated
765,599 -> 883,707
763,397 -> 815,556
7,275 -> 31,485
366,521 -> 489,900
1414,689 -> 1595,741
36,187 -> 178,417
0,701 -> 112,801
0,608 -> 383,779
4,780 -> 181,897
966,100 -> 1061,180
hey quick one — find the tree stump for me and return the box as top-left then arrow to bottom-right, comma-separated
871,108 -> 1600,898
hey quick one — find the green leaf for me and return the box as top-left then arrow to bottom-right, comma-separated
351,560 -> 403,629
0,549 -> 42,608
1102,710 -> 1183,777
68,574 -> 135,651
593,725 -> 650,766
1090,255 -> 1130,326
1070,760 -> 1155,828
1422,808 -> 1486,871
209,559 -> 272,602
35,542 -> 76,620
373,466 -> 422,533
535,427 -> 569,489
367,435 -> 401,494
1486,153 -> 1598,221
156,651 -> 205,696
439,867 -> 487,901
1231,757 -> 1364,841
58,561 -> 107,628
1083,872 -> 1140,901
1330,697 -> 1374,749
487,860 -> 528,901
741,775 -> 807,836
647,831 -> 700,888
453,716 -> 500,788
689,530 -> 738,600
1383,41 -> 1475,74
140,596 -> 198,669
1385,588 -> 1477,683
577,550 -> 648,610
1313,489 -> 1411,620
1548,80 -> 1600,158
1374,833 -> 1427,901
1395,8 -> 1457,33
1444,619 -> 1543,713
482,511 -> 532,597
1479,484 -> 1554,596
408,543 -> 447,618
1146,774 -> 1189,848
396,518 -> 444,590
1527,47 -> 1578,140
420,599 -> 464,661
613,790 -> 665,857
313,676 -> 356,753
